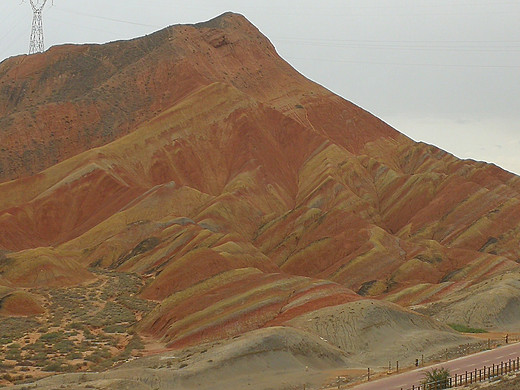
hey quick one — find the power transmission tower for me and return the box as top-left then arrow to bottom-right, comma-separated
27,0 -> 51,54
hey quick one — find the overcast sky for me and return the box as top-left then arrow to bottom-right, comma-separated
1,0 -> 519,174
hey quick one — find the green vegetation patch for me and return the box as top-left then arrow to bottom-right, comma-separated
87,301 -> 135,328
40,331 -> 64,343
0,317 -> 40,339
448,323 -> 488,333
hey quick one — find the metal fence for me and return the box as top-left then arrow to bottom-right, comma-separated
405,356 -> 520,390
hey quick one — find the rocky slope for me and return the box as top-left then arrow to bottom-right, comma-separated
1,11 -> 520,386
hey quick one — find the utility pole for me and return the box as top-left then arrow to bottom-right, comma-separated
26,0 -> 52,54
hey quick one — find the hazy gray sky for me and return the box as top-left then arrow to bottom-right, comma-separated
1,1 -> 519,174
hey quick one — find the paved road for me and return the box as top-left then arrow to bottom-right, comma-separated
350,342 -> 520,390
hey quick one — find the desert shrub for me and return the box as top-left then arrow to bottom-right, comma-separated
17,359 -> 33,367
54,339 -> 75,353
27,340 -> 46,352
67,351 -> 82,360
94,333 -> 118,347
61,363 -> 74,372
42,362 -> 63,372
5,349 -> 21,361
83,328 -> 94,340
102,324 -> 126,334
40,331 -> 63,343
125,335 -> 144,352
93,358 -> 115,371
32,351 -> 47,360
422,367 -> 450,390
66,322 -> 85,331
32,352 -> 48,366
87,302 -> 135,327
0,318 -> 40,339
116,295 -> 156,312
85,348 -> 111,363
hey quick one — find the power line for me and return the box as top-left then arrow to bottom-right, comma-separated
288,56 -> 520,69
276,37 -> 520,52
55,6 -> 162,29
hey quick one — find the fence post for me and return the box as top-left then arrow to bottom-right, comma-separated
484,366 -> 486,380
367,368 -> 370,381
465,371 -> 468,385
397,360 -> 399,373
493,363 -> 495,377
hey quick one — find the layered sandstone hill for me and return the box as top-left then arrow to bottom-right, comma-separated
1,12 -> 520,356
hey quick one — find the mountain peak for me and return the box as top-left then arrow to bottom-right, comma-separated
0,12 -> 398,182
193,11 -> 248,29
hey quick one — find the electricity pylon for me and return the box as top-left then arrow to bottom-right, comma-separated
27,0 -> 51,54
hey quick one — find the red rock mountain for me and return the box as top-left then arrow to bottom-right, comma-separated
1,12 -> 520,348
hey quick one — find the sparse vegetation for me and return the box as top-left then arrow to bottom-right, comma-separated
422,367 -> 451,390
449,323 -> 488,333
40,331 -> 63,342
0,270 -> 156,384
